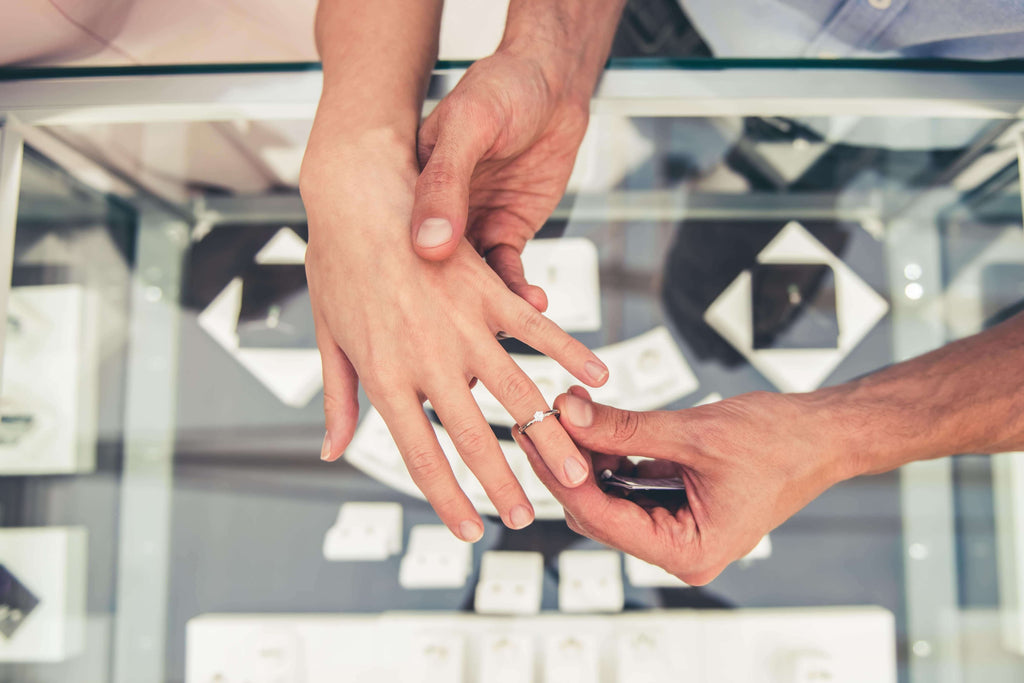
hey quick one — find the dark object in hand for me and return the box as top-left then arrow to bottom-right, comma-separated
599,468 -> 688,513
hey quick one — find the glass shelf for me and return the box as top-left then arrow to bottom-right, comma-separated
0,63 -> 1022,683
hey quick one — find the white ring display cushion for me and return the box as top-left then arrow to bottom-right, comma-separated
468,326 -> 699,428
346,326 -> 699,520
185,607 -> 897,683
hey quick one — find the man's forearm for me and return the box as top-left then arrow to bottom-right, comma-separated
499,0 -> 628,105
314,0 -> 443,146
819,313 -> 1024,477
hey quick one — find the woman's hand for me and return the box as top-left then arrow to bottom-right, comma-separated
516,386 -> 854,584
301,132 -> 608,541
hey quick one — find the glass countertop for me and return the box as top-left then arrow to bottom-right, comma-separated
0,64 -> 1022,683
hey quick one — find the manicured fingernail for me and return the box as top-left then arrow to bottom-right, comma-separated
416,218 -> 453,248
564,457 -> 588,485
564,394 -> 593,428
510,505 -> 533,530
460,519 -> 484,542
320,432 -> 331,461
585,360 -> 608,383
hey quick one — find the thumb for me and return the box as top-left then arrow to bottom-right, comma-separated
554,387 -> 683,462
411,107 -> 494,259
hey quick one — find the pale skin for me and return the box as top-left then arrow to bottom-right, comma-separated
516,313 -> 1024,584
302,0 -> 626,540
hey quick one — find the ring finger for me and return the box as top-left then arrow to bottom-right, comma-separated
476,344 -> 591,489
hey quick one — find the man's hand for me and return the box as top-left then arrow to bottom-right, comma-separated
516,386 -> 852,584
301,135 -> 608,541
410,51 -> 589,312
518,313 -> 1024,583
410,0 -> 628,309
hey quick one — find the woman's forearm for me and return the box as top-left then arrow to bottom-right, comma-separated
313,0 -> 444,146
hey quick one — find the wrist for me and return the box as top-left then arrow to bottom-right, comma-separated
300,126 -> 417,245
313,85 -> 422,151
786,387 -> 874,484
499,0 -> 626,107
302,123 -> 417,190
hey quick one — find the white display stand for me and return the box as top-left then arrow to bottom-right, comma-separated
1,285 -> 98,475
704,221 -> 888,393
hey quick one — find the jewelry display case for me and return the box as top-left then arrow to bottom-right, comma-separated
0,59 -> 1022,683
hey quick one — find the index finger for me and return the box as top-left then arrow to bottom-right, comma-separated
496,296 -> 609,389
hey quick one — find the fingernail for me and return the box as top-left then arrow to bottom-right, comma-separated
563,394 -> 593,428
320,432 -> 332,461
459,519 -> 484,543
416,218 -> 453,248
509,505 -> 533,530
585,360 -> 608,383
564,457 -> 588,485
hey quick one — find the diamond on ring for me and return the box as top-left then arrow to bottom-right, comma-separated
518,409 -> 561,435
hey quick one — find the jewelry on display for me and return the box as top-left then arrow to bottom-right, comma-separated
518,409 -> 561,434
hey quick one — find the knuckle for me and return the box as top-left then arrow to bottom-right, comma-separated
364,381 -> 403,407
489,476 -> 521,503
675,555 -> 725,586
403,446 -> 445,483
561,99 -> 590,133
497,371 -> 534,405
611,410 -> 642,443
416,136 -> 436,164
677,566 -> 719,587
322,391 -> 343,419
448,421 -> 491,457
428,492 -> 464,520
514,307 -> 546,339
417,165 -> 461,198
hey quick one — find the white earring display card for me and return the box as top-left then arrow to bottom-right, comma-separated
399,525 -> 472,589
1,285 -> 98,475
558,550 -> 625,613
322,502 -> 403,561
520,238 -> 602,333
474,551 -> 544,615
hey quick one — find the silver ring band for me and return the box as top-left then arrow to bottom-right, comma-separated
518,409 -> 561,434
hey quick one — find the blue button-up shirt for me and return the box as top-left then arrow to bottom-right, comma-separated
680,0 -> 1024,59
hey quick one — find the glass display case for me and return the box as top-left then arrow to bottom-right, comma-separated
0,59 -> 1022,683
